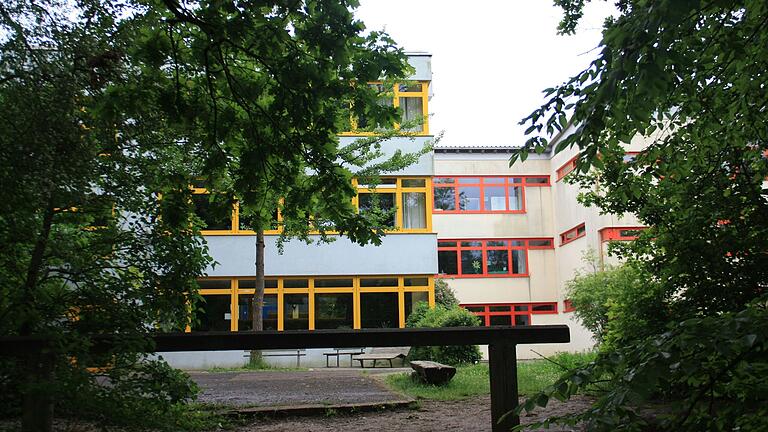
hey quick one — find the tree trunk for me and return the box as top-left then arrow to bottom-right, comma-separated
249,229 -> 265,366
22,201 -> 55,432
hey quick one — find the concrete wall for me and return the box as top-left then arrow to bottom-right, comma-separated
338,135 -> 434,177
160,348 -> 399,370
204,233 -> 438,277
405,53 -> 432,81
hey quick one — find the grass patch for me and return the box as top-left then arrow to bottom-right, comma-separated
207,359 -> 308,373
386,352 -> 596,401
386,363 -> 490,400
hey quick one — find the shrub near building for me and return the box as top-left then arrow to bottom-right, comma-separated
406,302 -> 482,366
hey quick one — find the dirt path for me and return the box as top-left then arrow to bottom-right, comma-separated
234,395 -> 593,432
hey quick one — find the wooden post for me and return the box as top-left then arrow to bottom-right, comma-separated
22,352 -> 53,432
488,343 -> 519,432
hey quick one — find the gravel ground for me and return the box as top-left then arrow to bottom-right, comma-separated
191,369 -> 593,431
190,368 -> 410,407
2,370 -> 593,431
234,395 -> 594,432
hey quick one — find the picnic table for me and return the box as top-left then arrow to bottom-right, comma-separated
323,348 -> 365,367
353,347 -> 409,368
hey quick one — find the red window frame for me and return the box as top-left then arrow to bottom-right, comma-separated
560,223 -> 586,246
437,238 -> 554,278
461,302 -> 558,327
599,226 -> 646,242
556,155 -> 578,181
623,151 -> 642,163
432,176 -> 550,214
563,299 -> 575,313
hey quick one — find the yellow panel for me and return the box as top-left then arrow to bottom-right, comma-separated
403,287 -> 432,293
283,288 -> 310,294
314,287 -> 355,294
308,279 -> 315,331
428,276 -> 436,308
353,278 -> 361,329
359,287 -> 400,293
199,290 -> 231,295
277,279 -> 284,331
230,290 -> 238,332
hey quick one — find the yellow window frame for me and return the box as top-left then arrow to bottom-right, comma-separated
190,275 -> 434,332
340,81 -> 430,136
192,187 -> 281,236
355,177 -> 433,233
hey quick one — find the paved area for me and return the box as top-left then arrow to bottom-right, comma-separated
189,368 -> 410,407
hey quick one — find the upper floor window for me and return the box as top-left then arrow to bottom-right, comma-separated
191,187 -> 279,235
556,155 -> 578,181
192,177 -> 433,235
462,302 -> 557,326
437,238 -> 554,278
560,223 -> 586,246
432,176 -> 549,214
343,81 -> 430,135
599,226 -> 646,242
356,177 -> 431,232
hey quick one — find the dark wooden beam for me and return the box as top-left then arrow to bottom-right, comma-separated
489,343 -> 520,431
0,325 -> 570,355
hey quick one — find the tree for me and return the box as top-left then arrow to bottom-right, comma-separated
126,1 -> 433,345
511,1 -> 768,430
1,0 -> 426,429
0,1 -> 213,429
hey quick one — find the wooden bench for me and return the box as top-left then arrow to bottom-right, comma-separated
323,348 -> 365,367
410,360 -> 456,385
353,347 -> 409,368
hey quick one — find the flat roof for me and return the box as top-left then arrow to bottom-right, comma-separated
435,145 -> 521,154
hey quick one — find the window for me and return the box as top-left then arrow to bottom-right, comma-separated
191,295 -> 231,332
191,187 -> 280,235
432,176 -> 549,214
437,238 -> 554,278
191,275 -> 433,332
599,226 -> 646,242
191,192 -> 234,231
356,177 -> 431,232
238,294 -> 278,331
623,151 -> 642,163
342,81 -> 430,135
564,299 -> 575,313
556,155 -> 578,181
315,293 -> 354,329
462,302 -> 558,327
360,293 -> 399,328
560,223 -> 586,246
193,176 -> 430,234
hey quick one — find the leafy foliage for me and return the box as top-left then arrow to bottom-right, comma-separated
406,303 -> 482,366
516,301 -> 768,431
566,260 -> 667,350
433,278 -> 459,308
512,1 -> 768,430
0,0 -> 421,427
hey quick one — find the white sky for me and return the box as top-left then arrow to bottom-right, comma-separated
355,1 -> 616,147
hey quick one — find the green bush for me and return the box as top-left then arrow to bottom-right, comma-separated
406,303 -> 482,366
567,260 -> 668,350
434,278 -> 459,307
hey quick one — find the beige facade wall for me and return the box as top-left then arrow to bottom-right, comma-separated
434,132 -> 652,358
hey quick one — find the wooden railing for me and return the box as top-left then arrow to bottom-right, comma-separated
1,325 -> 570,432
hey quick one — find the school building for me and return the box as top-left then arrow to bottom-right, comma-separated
162,54 -> 647,368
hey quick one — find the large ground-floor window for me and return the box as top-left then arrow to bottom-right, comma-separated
190,275 -> 434,332
461,302 -> 557,327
